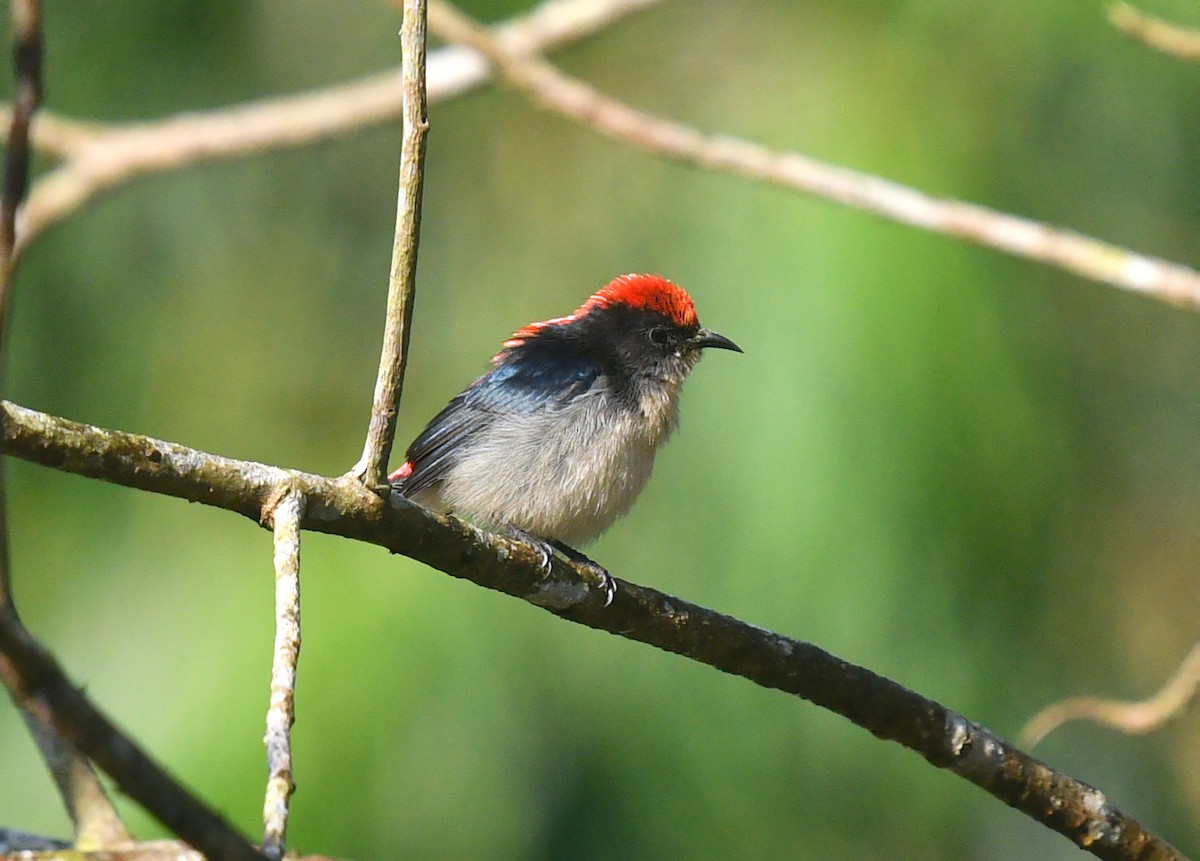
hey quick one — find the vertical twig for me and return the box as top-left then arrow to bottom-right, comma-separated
0,1 -> 131,848
0,0 -> 39,283
0,0 -> 42,594
262,489 -> 305,861
350,0 -> 430,489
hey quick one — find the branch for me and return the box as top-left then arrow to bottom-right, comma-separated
12,710 -> 131,849
0,834 -> 347,861
0,399 -> 1186,861
0,1 -> 131,848
351,0 -> 429,489
7,0 -> 1197,313
262,490 -> 306,861
427,0 -> 1200,312
1020,643 -> 1200,749
0,0 -> 39,623
3,0 -> 665,256
0,0 -> 39,293
1110,3 -> 1200,63
0,601 -> 267,861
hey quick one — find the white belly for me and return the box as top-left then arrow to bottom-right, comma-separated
417,383 -> 681,546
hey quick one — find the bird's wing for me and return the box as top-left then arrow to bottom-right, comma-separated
400,349 -> 601,496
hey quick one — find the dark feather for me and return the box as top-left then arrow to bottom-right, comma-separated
400,337 -> 601,496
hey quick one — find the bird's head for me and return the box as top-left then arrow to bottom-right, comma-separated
493,274 -> 741,395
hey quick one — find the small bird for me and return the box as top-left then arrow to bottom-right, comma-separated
389,273 -> 741,600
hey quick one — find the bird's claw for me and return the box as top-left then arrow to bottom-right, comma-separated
578,560 -> 616,607
550,538 -> 616,607
508,527 -> 555,577
509,528 -> 616,607
532,540 -> 553,577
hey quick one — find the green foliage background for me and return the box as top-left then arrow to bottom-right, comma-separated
2,1 -> 1198,858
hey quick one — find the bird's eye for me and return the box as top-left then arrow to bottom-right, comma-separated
648,326 -> 670,347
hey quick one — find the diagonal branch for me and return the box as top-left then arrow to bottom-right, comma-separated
0,399 -> 1186,861
427,0 -> 1200,312
1020,642 -> 1200,749
5,0 -> 1199,316
351,0 -> 429,489
1109,3 -> 1200,63
11,709 -> 132,849
0,599 -> 267,861
3,0 -> 666,257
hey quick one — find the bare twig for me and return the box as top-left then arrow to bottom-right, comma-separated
351,0 -> 429,489
0,0 -> 39,295
0,0 -> 40,586
0,0 -> 41,605
1110,3 -> 1200,63
428,1 -> 1200,312
1021,643 -> 1200,749
425,0 -> 664,102
5,0 -> 1199,312
0,3 -> 657,847
262,489 -> 306,861
0,399 -> 1185,861
15,712 -> 132,849
2,0 -> 664,257
0,602 -> 267,861
0,1 -> 131,848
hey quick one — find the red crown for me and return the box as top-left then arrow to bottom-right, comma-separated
499,274 -> 698,357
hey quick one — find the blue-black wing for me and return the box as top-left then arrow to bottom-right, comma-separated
400,344 -> 600,496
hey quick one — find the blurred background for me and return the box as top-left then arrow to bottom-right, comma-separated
1,1 -> 1198,858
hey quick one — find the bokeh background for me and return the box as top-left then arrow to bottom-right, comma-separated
2,1 -> 1198,858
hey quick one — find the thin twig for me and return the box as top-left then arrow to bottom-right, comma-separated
263,489 -> 306,861
5,0 -> 1199,312
1021,643 -> 1200,749
1,0 -> 664,257
15,710 -> 132,849
0,0 -> 40,599
0,1 -> 132,848
350,0 -> 429,489
0,400 -> 1185,861
427,0 -> 1200,312
0,602 -> 267,861
0,0 -> 39,296
1110,3 -> 1200,63
0,0 -> 40,591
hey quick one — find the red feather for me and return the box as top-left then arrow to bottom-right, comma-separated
498,274 -> 698,359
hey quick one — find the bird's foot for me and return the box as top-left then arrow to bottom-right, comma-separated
505,526 -> 554,575
550,540 -> 616,608
505,528 -> 616,607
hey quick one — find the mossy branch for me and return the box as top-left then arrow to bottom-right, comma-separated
0,399 -> 1185,861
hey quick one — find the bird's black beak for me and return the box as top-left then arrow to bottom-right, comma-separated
692,328 -> 743,353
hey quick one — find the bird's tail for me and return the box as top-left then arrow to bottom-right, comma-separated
387,461 -> 413,492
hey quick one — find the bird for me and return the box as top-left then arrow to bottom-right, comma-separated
389,273 -> 741,603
